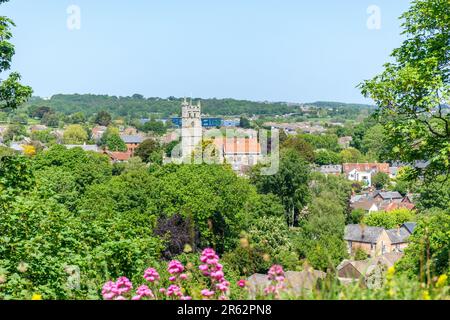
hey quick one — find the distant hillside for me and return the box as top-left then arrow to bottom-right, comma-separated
306,101 -> 374,109
23,94 -> 372,118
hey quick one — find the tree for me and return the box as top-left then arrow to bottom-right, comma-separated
106,134 -> 127,152
281,136 -> 316,163
396,209 -> 450,282
339,147 -> 365,163
360,0 -> 450,181
361,124 -> 388,160
372,172 -> 390,190
135,138 -> 161,163
95,110 -> 112,126
68,111 -> 86,124
31,129 -> 56,144
63,125 -> 88,145
30,106 -> 52,119
314,149 -> 342,165
415,176 -> 450,211
299,193 -> 348,271
41,112 -> 60,127
0,0 -> 33,110
363,209 -> 416,229
2,123 -> 26,143
239,117 -> 251,129
250,149 -> 311,226
142,119 -> 167,136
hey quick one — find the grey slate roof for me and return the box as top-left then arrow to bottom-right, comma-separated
386,228 -> 411,244
120,135 -> 143,144
344,225 -> 384,244
65,144 -> 99,152
375,191 -> 403,200
319,165 -> 342,174
402,222 -> 417,234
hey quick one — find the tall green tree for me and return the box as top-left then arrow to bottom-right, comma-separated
63,124 -> 88,145
95,110 -> 112,126
0,0 -> 32,110
135,138 -> 161,163
360,0 -> 450,181
250,149 -> 311,226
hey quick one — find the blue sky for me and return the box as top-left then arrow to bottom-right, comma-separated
2,0 -> 411,103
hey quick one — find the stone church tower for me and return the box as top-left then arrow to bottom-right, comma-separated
181,98 -> 202,159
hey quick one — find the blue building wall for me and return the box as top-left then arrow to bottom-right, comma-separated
170,117 -> 223,128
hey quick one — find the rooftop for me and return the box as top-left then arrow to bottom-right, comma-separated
344,225 -> 385,244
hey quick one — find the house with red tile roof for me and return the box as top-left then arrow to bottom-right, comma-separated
103,150 -> 132,163
214,137 -> 262,172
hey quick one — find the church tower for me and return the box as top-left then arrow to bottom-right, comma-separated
181,98 -> 202,159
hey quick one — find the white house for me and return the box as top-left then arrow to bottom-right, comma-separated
348,169 -> 372,187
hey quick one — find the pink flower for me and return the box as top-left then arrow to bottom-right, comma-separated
180,274 -> 188,280
264,285 -> 276,295
200,248 -> 219,264
211,270 -> 225,281
237,280 -> 247,288
102,277 -> 133,300
216,281 -> 230,292
169,276 -> 176,282
115,296 -> 126,300
219,295 -> 228,300
115,277 -> 133,295
167,285 -> 182,297
201,289 -> 215,298
143,268 -> 160,283
102,281 -> 117,300
180,296 -> 192,300
168,260 -> 185,275
268,265 -> 284,281
136,285 -> 154,299
159,288 -> 166,293
199,264 -> 209,272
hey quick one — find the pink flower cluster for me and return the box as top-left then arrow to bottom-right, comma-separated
102,277 -> 133,300
268,265 -> 285,282
199,248 -> 230,300
144,268 -> 160,283
264,265 -> 286,297
168,260 -> 188,282
101,247 -> 289,300
132,285 -> 154,300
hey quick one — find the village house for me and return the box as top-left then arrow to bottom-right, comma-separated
350,191 -> 415,213
29,124 -> 48,133
120,135 -> 143,156
318,165 -> 343,176
91,126 -> 107,141
344,223 -> 416,258
337,252 -> 404,289
214,137 -> 262,172
103,150 -> 132,163
343,163 -> 390,187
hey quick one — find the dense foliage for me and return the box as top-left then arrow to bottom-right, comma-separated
0,0 -> 32,110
